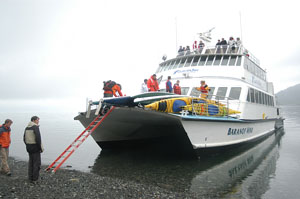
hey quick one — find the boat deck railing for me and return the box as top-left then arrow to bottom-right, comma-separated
183,94 -> 242,117
177,45 -> 260,66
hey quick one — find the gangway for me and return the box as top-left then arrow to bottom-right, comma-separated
46,106 -> 115,172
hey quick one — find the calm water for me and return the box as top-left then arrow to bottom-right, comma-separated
1,106 -> 300,198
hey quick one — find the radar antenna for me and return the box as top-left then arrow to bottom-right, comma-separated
197,27 -> 215,43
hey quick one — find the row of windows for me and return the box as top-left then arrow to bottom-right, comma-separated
190,87 -> 242,100
246,88 -> 274,106
244,58 -> 266,80
157,55 -> 243,73
162,86 -> 274,107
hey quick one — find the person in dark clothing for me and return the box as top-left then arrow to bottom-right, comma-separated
24,116 -> 43,183
220,38 -> 227,53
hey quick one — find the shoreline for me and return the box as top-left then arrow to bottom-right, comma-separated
0,157 -> 198,199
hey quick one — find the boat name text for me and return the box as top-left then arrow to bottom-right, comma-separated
173,69 -> 199,75
227,127 -> 253,135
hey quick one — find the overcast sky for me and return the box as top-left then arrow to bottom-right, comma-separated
0,0 -> 299,111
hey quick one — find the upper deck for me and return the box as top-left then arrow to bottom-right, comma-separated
156,45 -> 266,82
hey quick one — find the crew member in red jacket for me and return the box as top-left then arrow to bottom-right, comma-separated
147,74 -> 159,92
196,80 -> 210,98
0,119 -> 13,176
173,80 -> 181,95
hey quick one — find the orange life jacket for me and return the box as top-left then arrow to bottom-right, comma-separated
173,84 -> 181,95
0,125 -> 11,148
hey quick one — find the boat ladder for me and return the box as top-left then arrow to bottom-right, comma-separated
46,106 -> 115,173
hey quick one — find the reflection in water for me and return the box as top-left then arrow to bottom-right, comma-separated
91,129 -> 284,198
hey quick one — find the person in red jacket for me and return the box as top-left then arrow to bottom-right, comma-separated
103,81 -> 123,97
0,119 -> 13,176
196,80 -> 211,98
147,74 -> 159,92
173,80 -> 181,95
111,84 -> 123,97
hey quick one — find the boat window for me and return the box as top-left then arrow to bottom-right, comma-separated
250,88 -> 255,103
229,87 -> 241,100
270,96 -> 274,106
181,87 -> 189,95
207,87 -> 215,100
216,87 -> 227,100
206,55 -> 214,65
178,57 -> 187,68
254,90 -> 259,103
236,56 -> 242,66
247,89 -> 250,102
258,91 -> 262,104
190,87 -> 201,97
221,55 -> 229,65
191,56 -> 200,66
264,93 -> 268,105
213,55 -> 222,65
168,59 -> 176,70
185,56 -> 194,67
161,61 -> 170,71
262,93 -> 265,105
173,58 -> 181,69
229,55 -> 237,66
198,56 -> 207,66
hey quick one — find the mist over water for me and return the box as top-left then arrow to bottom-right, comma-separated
1,105 -> 299,198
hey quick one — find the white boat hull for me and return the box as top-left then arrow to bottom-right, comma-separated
74,107 -> 283,154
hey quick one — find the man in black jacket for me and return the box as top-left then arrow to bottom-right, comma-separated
24,116 -> 43,183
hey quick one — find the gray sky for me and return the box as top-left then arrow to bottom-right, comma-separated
0,0 -> 299,110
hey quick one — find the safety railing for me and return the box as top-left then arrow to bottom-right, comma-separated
183,95 -> 242,117
177,45 -> 260,66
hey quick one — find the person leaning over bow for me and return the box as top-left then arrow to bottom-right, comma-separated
147,74 -> 159,92
0,119 -> 13,176
196,80 -> 211,98
24,116 -> 43,183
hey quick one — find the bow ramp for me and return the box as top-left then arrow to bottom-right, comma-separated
46,107 -> 115,173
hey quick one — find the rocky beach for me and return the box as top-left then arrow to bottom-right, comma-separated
0,158 -> 198,199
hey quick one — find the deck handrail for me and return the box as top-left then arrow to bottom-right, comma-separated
177,45 -> 260,66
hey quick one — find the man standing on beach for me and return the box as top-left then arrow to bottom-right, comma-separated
24,116 -> 43,183
0,119 -> 13,176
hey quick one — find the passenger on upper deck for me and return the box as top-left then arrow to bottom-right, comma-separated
220,38 -> 227,53
198,41 -> 205,53
147,74 -> 159,92
193,41 -> 198,51
228,37 -> 236,53
196,80 -> 210,99
236,37 -> 242,53
216,39 -> 221,53
186,46 -> 191,55
178,46 -> 184,56
166,76 -> 173,93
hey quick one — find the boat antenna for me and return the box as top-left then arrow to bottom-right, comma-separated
197,27 -> 215,44
239,12 -> 243,41
175,16 -> 178,53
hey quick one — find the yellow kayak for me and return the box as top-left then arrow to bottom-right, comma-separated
145,97 -> 241,116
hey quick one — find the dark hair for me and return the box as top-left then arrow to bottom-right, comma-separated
168,76 -> 171,79
31,116 -> 39,122
4,119 -> 13,124
144,79 -> 148,82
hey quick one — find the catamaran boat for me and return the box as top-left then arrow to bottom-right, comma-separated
74,31 -> 284,155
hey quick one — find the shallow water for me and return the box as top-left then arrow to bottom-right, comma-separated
1,106 -> 300,198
